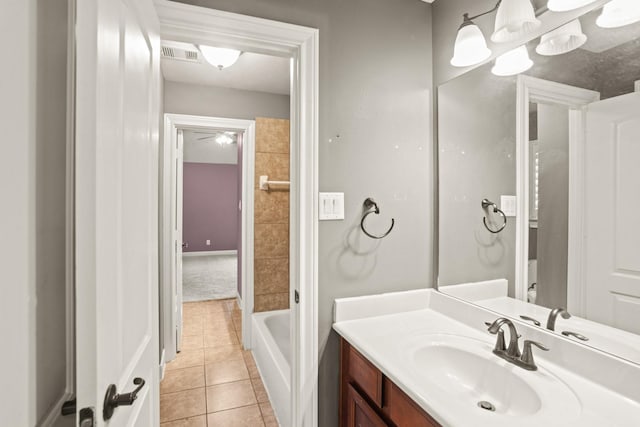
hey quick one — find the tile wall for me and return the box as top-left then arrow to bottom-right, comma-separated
253,118 -> 290,312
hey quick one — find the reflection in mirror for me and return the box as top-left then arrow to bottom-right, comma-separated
437,3 -> 640,365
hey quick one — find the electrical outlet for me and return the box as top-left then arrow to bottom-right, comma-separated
206,239 -> 211,246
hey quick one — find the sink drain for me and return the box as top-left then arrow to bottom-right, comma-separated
477,401 -> 496,412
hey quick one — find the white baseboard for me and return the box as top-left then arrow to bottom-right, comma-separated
159,348 -> 166,381
182,250 -> 237,257
236,292 -> 242,311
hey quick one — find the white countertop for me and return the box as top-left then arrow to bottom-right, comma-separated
333,290 -> 640,427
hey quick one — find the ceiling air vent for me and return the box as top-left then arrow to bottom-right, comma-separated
161,46 -> 175,58
160,41 -> 201,63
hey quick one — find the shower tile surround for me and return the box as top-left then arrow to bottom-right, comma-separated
254,118 -> 291,312
161,299 -> 278,426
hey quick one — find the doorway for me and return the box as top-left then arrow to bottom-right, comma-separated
156,2 -> 319,425
181,128 -> 242,303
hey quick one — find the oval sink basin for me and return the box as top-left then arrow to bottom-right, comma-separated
399,334 -> 582,426
414,342 -> 541,416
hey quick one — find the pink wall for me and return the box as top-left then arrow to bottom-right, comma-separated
183,162 -> 239,252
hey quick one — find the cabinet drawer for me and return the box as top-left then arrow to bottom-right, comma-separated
346,383 -> 389,427
385,379 -> 440,427
347,344 -> 383,407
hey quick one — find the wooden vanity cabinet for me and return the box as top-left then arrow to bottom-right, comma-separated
340,338 -> 441,427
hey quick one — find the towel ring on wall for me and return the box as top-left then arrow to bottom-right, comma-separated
361,198 -> 395,239
482,198 -> 507,234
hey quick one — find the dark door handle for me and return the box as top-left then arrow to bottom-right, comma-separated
103,377 -> 145,420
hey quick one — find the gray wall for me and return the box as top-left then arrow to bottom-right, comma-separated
536,103 -> 569,309
163,81 -> 290,119
1,0 -> 69,425
431,0 -> 611,85
35,0 -> 69,423
174,1 -> 434,426
437,62 -> 517,294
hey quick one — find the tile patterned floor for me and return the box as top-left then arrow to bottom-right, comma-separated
161,299 -> 278,427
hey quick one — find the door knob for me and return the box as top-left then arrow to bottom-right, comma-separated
103,377 -> 146,420
182,242 -> 188,248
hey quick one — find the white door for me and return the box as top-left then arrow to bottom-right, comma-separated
584,92 -> 640,334
75,0 -> 161,425
174,130 -> 184,351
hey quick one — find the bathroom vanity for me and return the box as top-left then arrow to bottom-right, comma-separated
340,338 -> 439,427
333,289 -> 640,427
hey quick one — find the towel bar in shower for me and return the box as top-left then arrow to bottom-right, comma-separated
259,175 -> 290,191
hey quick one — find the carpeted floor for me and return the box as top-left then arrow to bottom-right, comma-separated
182,254 -> 237,302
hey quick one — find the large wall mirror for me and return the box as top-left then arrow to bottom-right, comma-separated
437,2 -> 640,364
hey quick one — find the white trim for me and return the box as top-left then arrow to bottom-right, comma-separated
156,3 -> 319,426
64,0 -> 76,402
163,113 -> 255,362
159,348 -> 166,381
182,250 -> 238,257
516,75 -> 599,312
635,80 -> 640,92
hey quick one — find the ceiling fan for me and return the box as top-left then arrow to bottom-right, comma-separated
194,131 -> 237,145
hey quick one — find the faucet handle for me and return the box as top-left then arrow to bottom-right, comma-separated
520,340 -> 549,371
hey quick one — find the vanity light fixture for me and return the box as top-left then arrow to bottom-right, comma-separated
450,2 -> 501,67
450,0 -> 542,68
596,0 -> 640,28
536,19 -> 587,56
491,45 -> 534,76
199,45 -> 242,70
491,0 -> 541,43
547,0 -> 598,12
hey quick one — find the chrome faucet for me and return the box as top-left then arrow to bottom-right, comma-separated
487,318 -> 549,371
546,308 -> 571,331
487,317 -> 521,358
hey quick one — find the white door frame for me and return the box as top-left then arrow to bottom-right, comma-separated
155,2 -> 319,426
162,114 -> 256,362
515,75 -> 599,313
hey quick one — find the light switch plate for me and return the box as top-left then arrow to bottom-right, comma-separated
319,192 -> 344,220
501,195 -> 517,217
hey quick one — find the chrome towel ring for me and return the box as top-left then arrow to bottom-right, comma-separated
361,198 -> 395,239
482,198 -> 507,233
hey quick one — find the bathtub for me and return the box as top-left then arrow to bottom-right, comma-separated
252,309 -> 291,426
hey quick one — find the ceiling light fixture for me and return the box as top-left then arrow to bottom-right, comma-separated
596,0 -> 640,28
491,45 -> 533,76
547,0 -> 597,12
536,19 -> 587,55
215,134 -> 234,145
491,0 -> 541,43
199,46 -> 242,70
